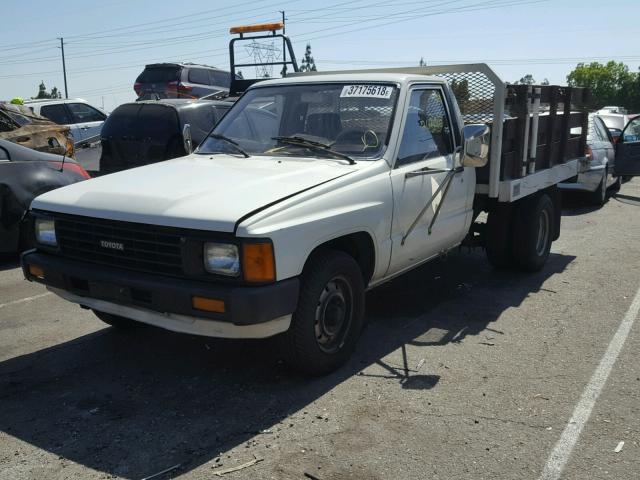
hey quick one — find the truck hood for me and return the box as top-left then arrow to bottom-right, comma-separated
32,154 -> 354,232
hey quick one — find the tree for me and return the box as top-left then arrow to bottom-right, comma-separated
450,79 -> 470,111
419,57 -> 426,67
515,74 -> 536,85
510,76 -> 549,87
567,61 -> 637,109
33,81 -> 61,99
299,43 -> 317,72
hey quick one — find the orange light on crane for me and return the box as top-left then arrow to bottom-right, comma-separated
230,22 -> 284,34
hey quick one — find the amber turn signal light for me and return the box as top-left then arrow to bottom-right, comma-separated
242,242 -> 275,283
192,296 -> 226,313
28,264 -> 45,279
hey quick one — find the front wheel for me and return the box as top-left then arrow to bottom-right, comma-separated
279,250 -> 365,376
513,193 -> 554,272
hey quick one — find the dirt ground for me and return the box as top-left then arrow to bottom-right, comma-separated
1,180 -> 639,480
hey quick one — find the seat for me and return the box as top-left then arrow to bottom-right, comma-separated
305,113 -> 342,140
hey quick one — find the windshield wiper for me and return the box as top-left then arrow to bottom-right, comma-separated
272,136 -> 355,165
206,133 -> 250,158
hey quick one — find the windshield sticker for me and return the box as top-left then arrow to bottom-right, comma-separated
340,85 -> 393,99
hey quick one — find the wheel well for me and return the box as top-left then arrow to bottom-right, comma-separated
308,232 -> 376,286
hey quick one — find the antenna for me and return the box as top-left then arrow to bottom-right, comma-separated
59,149 -> 66,173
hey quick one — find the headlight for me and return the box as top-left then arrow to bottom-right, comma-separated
204,243 -> 239,276
35,218 -> 57,246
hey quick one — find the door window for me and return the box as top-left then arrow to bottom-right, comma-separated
0,146 -> 9,160
623,117 -> 640,143
210,71 -> 231,88
188,68 -> 210,85
593,116 -> 611,143
396,89 -> 453,167
40,104 -> 72,124
67,103 -> 106,123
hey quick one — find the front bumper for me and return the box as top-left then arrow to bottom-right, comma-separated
22,251 -> 299,336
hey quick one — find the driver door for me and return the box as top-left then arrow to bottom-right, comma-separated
387,86 -> 472,276
614,116 -> 640,176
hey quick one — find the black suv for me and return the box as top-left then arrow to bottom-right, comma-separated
134,63 -> 236,100
99,99 -> 232,174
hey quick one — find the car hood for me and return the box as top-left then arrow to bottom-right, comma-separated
32,154 -> 354,232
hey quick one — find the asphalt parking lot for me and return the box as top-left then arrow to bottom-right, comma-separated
1,180 -> 639,480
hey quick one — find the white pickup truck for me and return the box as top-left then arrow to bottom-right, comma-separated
22,65 -> 591,374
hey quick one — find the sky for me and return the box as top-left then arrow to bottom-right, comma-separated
1,0 -> 639,112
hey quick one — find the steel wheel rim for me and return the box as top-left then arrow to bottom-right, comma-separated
536,209 -> 550,257
314,275 -> 353,354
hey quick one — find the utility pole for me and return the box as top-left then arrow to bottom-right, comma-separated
280,10 -> 287,77
58,37 -> 68,98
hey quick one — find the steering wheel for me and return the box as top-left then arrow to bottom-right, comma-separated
333,129 -> 379,152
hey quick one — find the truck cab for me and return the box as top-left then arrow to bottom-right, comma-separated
22,67 -> 583,375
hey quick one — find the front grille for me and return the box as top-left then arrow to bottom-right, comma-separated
54,215 -> 184,276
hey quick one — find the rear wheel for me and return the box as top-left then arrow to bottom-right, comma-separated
513,193 -> 554,272
279,250 -> 365,376
93,310 -> 141,329
590,169 -> 607,206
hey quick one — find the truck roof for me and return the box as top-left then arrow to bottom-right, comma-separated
251,72 -> 448,88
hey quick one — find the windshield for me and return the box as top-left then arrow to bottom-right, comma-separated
197,83 -> 399,159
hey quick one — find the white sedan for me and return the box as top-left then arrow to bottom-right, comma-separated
559,114 -> 620,205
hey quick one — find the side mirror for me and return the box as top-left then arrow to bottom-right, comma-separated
461,124 -> 490,168
182,123 -> 193,154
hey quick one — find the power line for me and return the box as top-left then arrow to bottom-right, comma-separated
64,0 -> 292,40
290,0 -> 545,45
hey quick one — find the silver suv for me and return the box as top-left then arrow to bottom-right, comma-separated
134,63 -> 235,100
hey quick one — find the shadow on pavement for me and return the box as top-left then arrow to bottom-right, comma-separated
612,193 -> 640,206
0,253 -> 19,272
0,250 -> 574,479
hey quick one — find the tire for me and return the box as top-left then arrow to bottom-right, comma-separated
590,170 -> 607,206
278,250 -> 365,376
93,310 -> 141,329
485,204 -> 514,269
513,193 -> 554,272
611,175 -> 622,192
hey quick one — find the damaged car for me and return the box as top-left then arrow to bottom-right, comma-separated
0,139 -> 90,254
0,102 -> 74,158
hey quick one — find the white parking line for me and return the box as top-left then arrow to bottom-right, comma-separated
0,292 -> 53,309
539,285 -> 640,480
